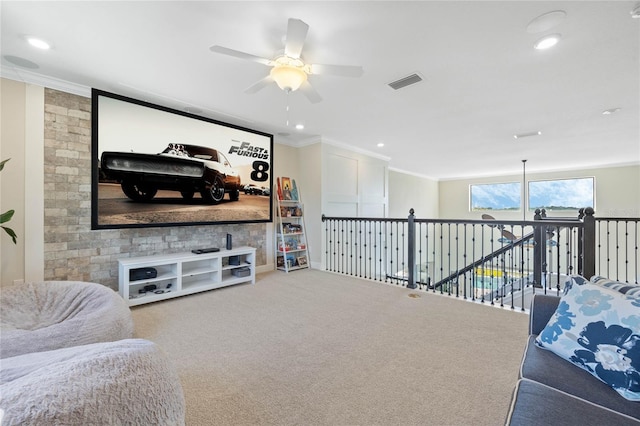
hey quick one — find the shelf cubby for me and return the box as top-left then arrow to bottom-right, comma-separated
118,247 -> 256,306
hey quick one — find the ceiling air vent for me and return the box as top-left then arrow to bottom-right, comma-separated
388,73 -> 423,90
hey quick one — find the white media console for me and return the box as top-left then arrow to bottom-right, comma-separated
118,246 -> 256,306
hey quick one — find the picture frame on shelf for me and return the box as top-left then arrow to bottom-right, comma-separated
290,179 -> 299,201
297,256 -> 308,266
276,177 -> 283,200
281,177 -> 292,200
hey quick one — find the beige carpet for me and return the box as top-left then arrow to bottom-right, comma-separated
132,269 -> 529,426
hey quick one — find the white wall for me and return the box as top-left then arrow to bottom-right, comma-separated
271,142 -> 302,267
388,169 -> 439,219
1,78 -> 304,285
321,143 -> 389,218
315,142 -> 389,269
439,165 -> 640,221
0,79 -> 25,284
274,142 -> 301,180
438,165 -> 640,282
0,79 -> 44,286
297,142 -> 322,268
3,77 -> 637,283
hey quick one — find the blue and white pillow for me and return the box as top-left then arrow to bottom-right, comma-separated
535,281 -> 640,401
591,275 -> 640,301
562,274 -> 589,294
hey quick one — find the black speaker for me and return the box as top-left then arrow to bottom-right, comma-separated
226,233 -> 232,250
130,267 -> 157,281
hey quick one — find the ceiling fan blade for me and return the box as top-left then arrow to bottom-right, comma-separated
244,75 -> 274,94
209,45 -> 272,66
310,63 -> 364,78
284,18 -> 309,59
299,81 -> 322,103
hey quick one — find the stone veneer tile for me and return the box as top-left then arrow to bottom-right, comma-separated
43,88 -> 267,290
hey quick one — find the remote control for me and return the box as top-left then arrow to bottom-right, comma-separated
191,247 -> 220,254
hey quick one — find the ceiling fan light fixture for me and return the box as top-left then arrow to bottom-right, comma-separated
534,34 -> 561,50
270,65 -> 307,92
26,36 -> 51,50
210,18 -> 361,103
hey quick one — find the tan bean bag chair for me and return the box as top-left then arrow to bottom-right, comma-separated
0,339 -> 185,425
0,281 -> 133,359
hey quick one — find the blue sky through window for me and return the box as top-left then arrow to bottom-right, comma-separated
528,177 -> 594,211
470,182 -> 520,211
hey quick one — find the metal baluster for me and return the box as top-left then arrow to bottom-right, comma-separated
606,221 -> 611,278
432,223 -> 438,293
468,224 -> 475,300
383,221 -> 388,283
615,220 -> 620,281
332,218 -> 337,272
635,221 -> 639,284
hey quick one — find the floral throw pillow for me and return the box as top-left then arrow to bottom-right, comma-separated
535,282 -> 640,401
562,274 -> 589,294
590,275 -> 640,300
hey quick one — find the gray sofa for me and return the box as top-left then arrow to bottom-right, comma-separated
505,294 -> 640,425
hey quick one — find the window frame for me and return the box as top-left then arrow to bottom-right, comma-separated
469,181 -> 522,212
527,177 -> 595,212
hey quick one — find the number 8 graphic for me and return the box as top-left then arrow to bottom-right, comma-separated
251,161 -> 269,182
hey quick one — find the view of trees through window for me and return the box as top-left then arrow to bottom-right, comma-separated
470,177 -> 594,212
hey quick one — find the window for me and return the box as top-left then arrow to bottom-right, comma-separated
528,177 -> 594,211
470,182 -> 521,211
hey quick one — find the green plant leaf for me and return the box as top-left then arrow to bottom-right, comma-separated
0,158 -> 9,172
1,209 -> 15,224
1,226 -> 17,244
1,159 -> 17,244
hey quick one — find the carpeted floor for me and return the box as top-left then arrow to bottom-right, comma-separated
132,269 -> 529,425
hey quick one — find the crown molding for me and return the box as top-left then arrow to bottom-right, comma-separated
388,166 -> 438,181
320,137 -> 391,162
1,66 -> 91,97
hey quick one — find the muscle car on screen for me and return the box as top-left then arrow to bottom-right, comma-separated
100,143 -> 241,204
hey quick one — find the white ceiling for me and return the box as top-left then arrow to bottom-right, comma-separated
2,1 -> 639,180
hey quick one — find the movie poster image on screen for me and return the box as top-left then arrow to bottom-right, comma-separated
92,89 -> 273,229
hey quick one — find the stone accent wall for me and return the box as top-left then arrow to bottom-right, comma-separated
43,88 -> 266,290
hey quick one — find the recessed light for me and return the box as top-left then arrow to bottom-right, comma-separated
377,143 -> 384,147
514,131 -> 542,139
26,37 -> 51,50
534,34 -> 561,50
295,124 -> 304,130
602,108 -> 621,115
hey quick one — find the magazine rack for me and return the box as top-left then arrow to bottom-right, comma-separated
275,177 -> 310,272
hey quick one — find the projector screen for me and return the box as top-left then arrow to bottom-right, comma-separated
91,89 -> 273,229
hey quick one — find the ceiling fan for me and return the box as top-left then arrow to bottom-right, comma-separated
209,18 -> 364,103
